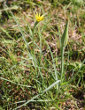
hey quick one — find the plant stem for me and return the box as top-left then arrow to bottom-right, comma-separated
61,46 -> 65,81
33,21 -> 38,37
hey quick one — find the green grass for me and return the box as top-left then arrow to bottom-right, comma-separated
0,0 -> 85,110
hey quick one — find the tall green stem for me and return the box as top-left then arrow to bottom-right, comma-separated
61,46 -> 65,81
60,20 -> 69,82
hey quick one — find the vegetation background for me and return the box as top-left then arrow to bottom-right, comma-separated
0,0 -> 85,110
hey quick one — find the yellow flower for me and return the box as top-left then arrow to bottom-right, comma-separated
35,13 -> 44,22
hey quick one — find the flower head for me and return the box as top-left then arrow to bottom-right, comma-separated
35,13 -> 44,22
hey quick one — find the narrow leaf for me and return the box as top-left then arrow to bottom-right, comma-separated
61,20 -> 69,48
